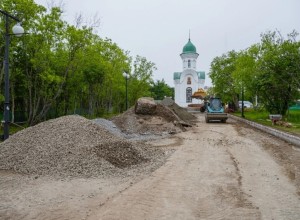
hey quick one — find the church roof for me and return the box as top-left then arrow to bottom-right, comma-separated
173,72 -> 181,80
182,39 -> 197,54
173,71 -> 205,80
197,71 -> 205,80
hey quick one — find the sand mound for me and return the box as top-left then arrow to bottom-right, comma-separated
0,115 -> 159,178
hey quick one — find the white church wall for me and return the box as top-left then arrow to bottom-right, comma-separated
174,39 -> 205,108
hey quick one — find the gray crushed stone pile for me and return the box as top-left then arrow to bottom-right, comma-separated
0,115 -> 165,178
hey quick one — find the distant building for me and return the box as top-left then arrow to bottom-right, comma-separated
173,38 -> 205,107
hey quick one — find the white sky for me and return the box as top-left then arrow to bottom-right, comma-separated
34,0 -> 300,87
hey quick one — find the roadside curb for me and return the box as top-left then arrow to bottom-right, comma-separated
228,114 -> 300,147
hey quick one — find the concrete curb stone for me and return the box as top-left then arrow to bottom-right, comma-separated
229,114 -> 300,148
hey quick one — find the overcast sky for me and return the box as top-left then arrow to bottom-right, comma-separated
34,0 -> 300,87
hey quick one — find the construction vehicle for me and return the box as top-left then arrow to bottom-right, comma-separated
205,97 -> 228,123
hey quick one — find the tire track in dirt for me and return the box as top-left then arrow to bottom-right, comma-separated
88,116 -> 262,220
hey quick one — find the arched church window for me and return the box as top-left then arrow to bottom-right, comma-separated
188,60 -> 191,68
187,77 -> 191,85
186,87 -> 192,103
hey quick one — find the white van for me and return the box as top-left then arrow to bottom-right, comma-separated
239,101 -> 253,108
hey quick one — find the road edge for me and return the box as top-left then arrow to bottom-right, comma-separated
228,114 -> 300,148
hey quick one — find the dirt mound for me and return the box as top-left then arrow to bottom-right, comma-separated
161,97 -> 197,123
0,115 -> 159,178
167,103 -> 197,122
155,104 -> 181,122
161,97 -> 174,106
112,107 -> 181,135
111,103 -> 195,135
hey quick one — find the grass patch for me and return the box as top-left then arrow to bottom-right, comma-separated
232,109 -> 300,136
286,110 -> 300,122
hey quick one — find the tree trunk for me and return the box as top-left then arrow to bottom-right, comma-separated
29,62 -> 74,125
89,85 -> 94,116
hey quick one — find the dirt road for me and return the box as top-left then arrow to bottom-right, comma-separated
88,114 -> 300,220
1,114 -> 300,219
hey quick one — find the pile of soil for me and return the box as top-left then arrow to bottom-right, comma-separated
161,97 -> 197,122
166,103 -> 197,122
0,115 -> 163,178
111,103 -> 196,135
112,107 -> 179,135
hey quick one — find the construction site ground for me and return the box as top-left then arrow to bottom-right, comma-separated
1,113 -> 300,220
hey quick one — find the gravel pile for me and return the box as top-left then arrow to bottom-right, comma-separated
0,115 -> 165,178
0,101 -> 194,178
93,118 -> 149,140
93,118 -> 125,138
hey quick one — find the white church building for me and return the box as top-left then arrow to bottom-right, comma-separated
173,38 -> 205,107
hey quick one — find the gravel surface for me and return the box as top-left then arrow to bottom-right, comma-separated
93,118 -> 165,141
0,115 -> 166,178
93,118 -> 125,138
1,113 -> 300,220
0,104 -> 195,179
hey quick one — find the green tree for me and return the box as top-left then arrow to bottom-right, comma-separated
1,0 -> 160,127
209,50 -> 239,104
209,30 -> 300,115
150,79 -> 174,100
97,38 -> 130,113
129,55 -> 156,105
1,0 -> 47,122
255,31 -> 300,115
232,47 -> 258,107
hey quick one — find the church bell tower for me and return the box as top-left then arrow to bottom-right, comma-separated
173,37 -> 205,107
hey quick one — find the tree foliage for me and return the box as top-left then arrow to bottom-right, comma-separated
209,50 -> 239,103
209,30 -> 300,116
0,0 -> 161,125
256,31 -> 300,115
150,79 -> 174,100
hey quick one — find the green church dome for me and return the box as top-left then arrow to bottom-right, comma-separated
182,39 -> 197,54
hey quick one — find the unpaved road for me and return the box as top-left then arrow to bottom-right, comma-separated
1,114 -> 300,219
88,115 -> 300,220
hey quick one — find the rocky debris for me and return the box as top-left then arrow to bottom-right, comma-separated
135,97 -> 157,115
0,97 -> 197,179
0,115 -> 165,178
112,97 -> 197,136
112,107 -> 182,136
